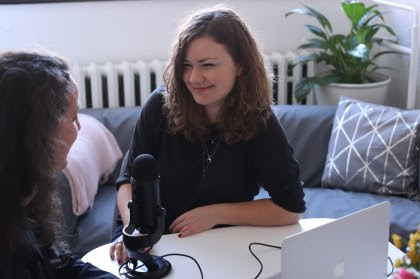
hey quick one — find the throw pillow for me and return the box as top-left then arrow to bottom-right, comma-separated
62,113 -> 123,216
321,96 -> 420,201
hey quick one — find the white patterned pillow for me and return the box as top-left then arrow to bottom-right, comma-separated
322,97 -> 420,200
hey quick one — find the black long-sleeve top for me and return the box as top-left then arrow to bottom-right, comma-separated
116,87 -> 306,233
12,224 -> 117,279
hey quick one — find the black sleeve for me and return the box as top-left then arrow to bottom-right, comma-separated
255,112 -> 306,213
115,87 -> 166,191
56,253 -> 119,279
13,239 -> 118,279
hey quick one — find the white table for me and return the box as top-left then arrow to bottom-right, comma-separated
82,218 -> 404,278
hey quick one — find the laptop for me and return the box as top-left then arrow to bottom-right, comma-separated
269,201 -> 390,279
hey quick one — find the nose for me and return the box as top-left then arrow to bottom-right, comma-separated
187,66 -> 204,84
76,119 -> 81,131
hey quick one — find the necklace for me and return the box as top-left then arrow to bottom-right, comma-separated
201,136 -> 222,178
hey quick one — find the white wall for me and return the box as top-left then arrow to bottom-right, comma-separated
0,0 -> 350,62
0,0 -> 418,108
376,0 -> 420,108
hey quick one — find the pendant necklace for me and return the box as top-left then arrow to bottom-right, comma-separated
201,136 -> 222,178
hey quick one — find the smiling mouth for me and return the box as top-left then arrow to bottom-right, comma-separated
190,85 -> 214,93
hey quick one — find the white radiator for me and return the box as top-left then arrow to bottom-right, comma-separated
71,52 -> 314,109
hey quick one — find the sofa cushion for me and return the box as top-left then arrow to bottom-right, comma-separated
80,107 -> 140,185
71,184 -> 116,257
273,105 -> 336,187
256,185 -> 420,241
303,187 -> 420,241
322,97 -> 420,200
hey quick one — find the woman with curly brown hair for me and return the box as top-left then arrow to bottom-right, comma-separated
110,6 -> 306,263
0,51 -> 117,279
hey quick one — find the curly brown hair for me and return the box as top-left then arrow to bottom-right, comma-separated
163,6 -> 272,144
0,51 -> 75,279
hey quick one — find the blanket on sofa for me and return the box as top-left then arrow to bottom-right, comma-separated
62,114 -> 122,216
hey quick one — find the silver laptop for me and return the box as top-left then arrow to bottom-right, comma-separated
270,201 -> 390,279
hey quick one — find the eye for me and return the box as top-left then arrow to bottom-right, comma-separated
202,63 -> 215,68
183,63 -> 192,68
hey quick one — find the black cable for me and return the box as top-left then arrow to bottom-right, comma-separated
118,252 -> 204,279
387,256 -> 394,277
249,242 -> 282,279
118,245 -> 155,277
118,258 -> 132,277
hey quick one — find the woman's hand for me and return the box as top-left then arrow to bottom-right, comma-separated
169,205 -> 220,237
109,237 -> 129,264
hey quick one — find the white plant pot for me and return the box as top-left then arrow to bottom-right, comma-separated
314,73 -> 391,105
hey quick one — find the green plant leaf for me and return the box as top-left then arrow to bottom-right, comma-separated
355,25 -> 373,46
287,2 -> 399,88
304,24 -> 328,40
317,74 -> 341,86
304,5 -> 332,33
294,77 -> 318,102
358,11 -> 381,29
298,38 -> 328,50
364,27 -> 380,47
372,50 -> 400,60
356,5 -> 379,27
286,6 -> 332,33
317,53 -> 338,66
373,23 -> 396,36
342,1 -> 368,29
348,44 -> 369,60
367,65 -> 394,74
329,36 -> 347,54
367,6 -> 384,22
372,37 -> 399,46
293,54 -> 319,65
294,74 -> 340,102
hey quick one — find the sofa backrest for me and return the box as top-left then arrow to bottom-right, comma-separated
80,106 -> 141,184
81,105 -> 337,188
272,105 -> 337,188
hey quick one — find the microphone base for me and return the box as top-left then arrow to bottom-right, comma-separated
122,256 -> 171,279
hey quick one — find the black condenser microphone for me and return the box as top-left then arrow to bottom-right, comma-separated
122,154 -> 171,279
130,153 -> 160,234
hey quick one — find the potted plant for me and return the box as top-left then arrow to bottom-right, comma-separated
286,0 -> 398,104
391,226 -> 420,278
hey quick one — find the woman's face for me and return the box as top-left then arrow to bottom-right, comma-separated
183,35 -> 240,122
54,84 -> 80,170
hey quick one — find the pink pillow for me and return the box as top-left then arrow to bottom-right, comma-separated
62,113 -> 122,216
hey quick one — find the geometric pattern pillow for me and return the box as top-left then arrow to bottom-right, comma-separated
321,96 -> 420,201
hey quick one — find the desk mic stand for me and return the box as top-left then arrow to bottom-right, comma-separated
122,206 -> 171,279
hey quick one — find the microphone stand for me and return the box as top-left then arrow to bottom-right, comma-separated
122,206 -> 171,278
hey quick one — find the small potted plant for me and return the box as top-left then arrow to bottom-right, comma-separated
286,1 -> 398,104
391,225 -> 420,278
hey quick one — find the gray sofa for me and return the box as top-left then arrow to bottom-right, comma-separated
58,104 -> 420,257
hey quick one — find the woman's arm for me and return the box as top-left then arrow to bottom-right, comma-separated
109,183 -> 132,263
169,199 -> 300,237
116,183 -> 132,226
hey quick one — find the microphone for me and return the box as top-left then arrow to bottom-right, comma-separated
130,154 -> 160,234
122,154 -> 171,278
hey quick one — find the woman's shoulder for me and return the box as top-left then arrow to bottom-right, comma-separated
141,85 -> 167,119
259,109 -> 283,133
144,85 -> 166,107
253,110 -> 288,144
